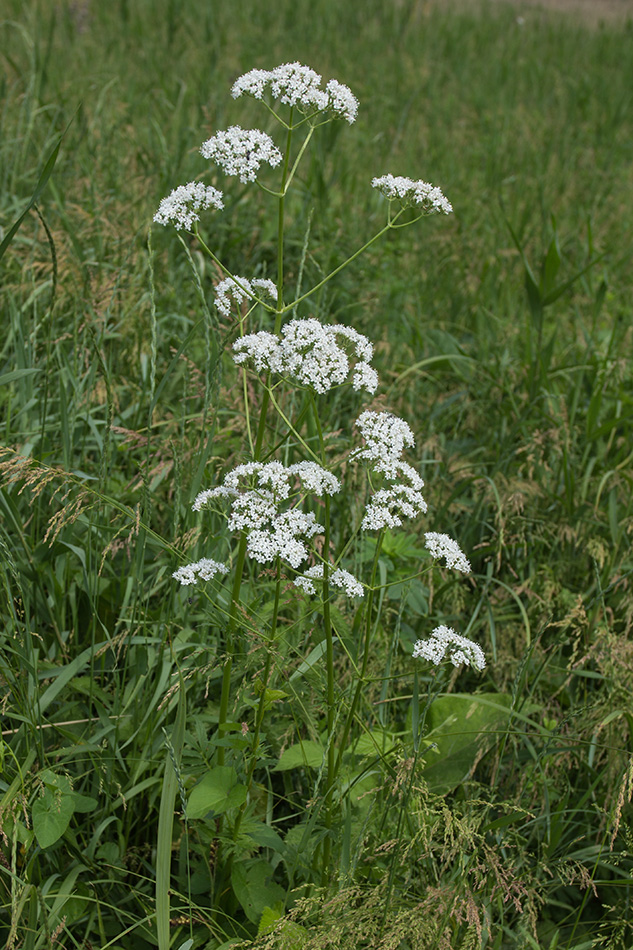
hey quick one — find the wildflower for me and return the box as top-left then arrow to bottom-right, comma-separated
191,460 -> 340,571
412,625 -> 486,671
214,275 -> 278,317
361,484 -> 427,530
153,182 -> 224,230
294,564 -> 364,598
231,62 -> 359,124
173,557 -> 229,586
371,174 -> 453,215
352,411 -> 416,479
200,126 -> 282,183
424,532 -> 471,573
232,318 -> 379,394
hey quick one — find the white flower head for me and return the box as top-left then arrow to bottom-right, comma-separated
232,318 -> 378,395
294,564 -> 364,598
352,410 -> 416,478
214,276 -> 278,317
424,532 -> 471,573
200,126 -> 282,183
154,182 -> 224,230
173,557 -> 229,586
412,625 -> 486,671
231,63 -> 358,124
190,459 -> 339,573
372,174 -> 453,215
361,484 -> 427,531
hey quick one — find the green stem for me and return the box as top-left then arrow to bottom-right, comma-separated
232,559 -> 282,840
333,529 -> 385,781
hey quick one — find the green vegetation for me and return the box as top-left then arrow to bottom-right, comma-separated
1,1 -> 632,948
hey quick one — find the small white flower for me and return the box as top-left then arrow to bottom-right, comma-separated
288,461 -> 341,496
293,564 -> 364,598
412,625 -> 486,671
232,318 -> 378,394
352,411 -> 416,478
361,484 -> 427,531
371,174 -> 453,215
214,276 -> 278,317
331,568 -> 364,598
172,557 -> 229,585
200,126 -> 282,183
424,532 -> 471,573
231,63 -> 358,124
154,182 -> 224,230
190,459 -> 339,573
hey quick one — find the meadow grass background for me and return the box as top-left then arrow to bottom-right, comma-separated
1,0 -> 633,947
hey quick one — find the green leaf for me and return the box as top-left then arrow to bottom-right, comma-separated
274,740 -> 324,772
231,859 -> 285,924
0,138 -> 62,263
0,369 -> 42,386
71,792 -> 98,814
187,766 -> 247,819
421,693 -> 512,793
32,770 -> 76,848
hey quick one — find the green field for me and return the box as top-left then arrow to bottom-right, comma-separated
1,1 -> 633,947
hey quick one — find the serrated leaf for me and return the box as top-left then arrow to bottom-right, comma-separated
273,740 -> 324,772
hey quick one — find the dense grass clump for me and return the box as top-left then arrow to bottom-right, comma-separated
1,1 -> 632,948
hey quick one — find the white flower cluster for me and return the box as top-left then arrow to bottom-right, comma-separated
372,175 -> 453,215
424,532 -> 471,574
214,275 -> 278,317
231,62 -> 359,124
412,625 -> 486,671
192,461 -> 340,569
153,182 -> 224,230
232,318 -> 378,394
294,564 -> 364,598
200,126 -> 282,183
172,557 -> 229,586
351,411 -> 427,531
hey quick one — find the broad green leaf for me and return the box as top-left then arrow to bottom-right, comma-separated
258,907 -> 310,948
231,859 -> 285,924
274,740 -> 324,772
243,819 -> 285,852
421,693 -> 512,793
352,730 -> 395,759
187,766 -> 247,819
72,792 -> 98,814
32,770 -> 76,848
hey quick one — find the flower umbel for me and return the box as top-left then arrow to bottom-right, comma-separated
173,558 -> 230,586
372,174 -> 453,215
154,182 -> 224,230
214,275 -> 278,317
293,564 -> 364,598
201,126 -> 282,183
424,532 -> 472,573
233,318 -> 379,394
412,625 -> 486,671
231,62 -> 359,124
192,461 -> 340,570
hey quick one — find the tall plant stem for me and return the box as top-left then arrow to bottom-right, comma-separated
232,559 -> 282,840
333,529 -> 385,782
309,396 -> 336,885
215,119 -> 292,763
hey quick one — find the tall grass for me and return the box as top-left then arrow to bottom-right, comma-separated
1,1 -> 632,947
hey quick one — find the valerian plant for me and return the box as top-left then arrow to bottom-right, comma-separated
154,61 -> 484,941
